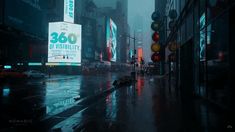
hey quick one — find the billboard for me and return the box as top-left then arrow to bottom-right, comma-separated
64,0 -> 74,23
200,13 -> 206,61
199,13 -> 211,61
138,47 -> 143,63
48,22 -> 82,64
106,18 -> 117,62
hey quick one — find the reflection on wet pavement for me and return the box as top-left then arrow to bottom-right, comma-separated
0,74 -> 230,132
0,73 -> 121,131
51,76 -> 228,132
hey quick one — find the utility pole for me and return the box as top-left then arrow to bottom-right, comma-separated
133,31 -> 136,77
124,31 -> 136,79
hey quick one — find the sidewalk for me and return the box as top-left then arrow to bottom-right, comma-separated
50,75 -> 229,132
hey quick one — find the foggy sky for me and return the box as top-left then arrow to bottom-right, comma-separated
128,0 -> 154,61
93,0 -> 117,9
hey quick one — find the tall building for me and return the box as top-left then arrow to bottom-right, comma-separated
93,0 -> 129,63
156,0 -> 235,110
76,0 -> 98,62
133,15 -> 144,64
0,0 -> 50,65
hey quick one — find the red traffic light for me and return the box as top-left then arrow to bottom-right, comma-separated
152,32 -> 160,42
151,52 -> 161,62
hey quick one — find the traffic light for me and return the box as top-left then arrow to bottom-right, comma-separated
151,21 -> 159,31
151,11 -> 161,63
151,43 -> 161,52
151,11 -> 160,21
152,32 -> 160,42
151,52 -> 161,62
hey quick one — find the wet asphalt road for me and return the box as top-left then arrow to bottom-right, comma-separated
0,73 -> 123,131
0,73 -> 232,132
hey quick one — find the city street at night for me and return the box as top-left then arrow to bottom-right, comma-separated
1,0 -> 235,132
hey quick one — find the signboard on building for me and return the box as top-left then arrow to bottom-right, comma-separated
106,18 -> 117,62
48,22 -> 82,64
200,13 -> 206,61
64,0 -> 74,23
137,47 -> 143,63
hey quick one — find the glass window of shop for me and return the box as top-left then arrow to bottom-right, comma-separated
180,21 -> 186,44
198,0 -> 231,107
207,0 -> 230,23
186,11 -> 193,40
180,0 -> 186,13
193,1 -> 200,95
207,12 -> 230,107
198,0 -> 207,97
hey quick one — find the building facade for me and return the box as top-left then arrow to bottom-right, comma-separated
0,0 -> 50,66
0,0 -> 128,71
156,0 -> 235,111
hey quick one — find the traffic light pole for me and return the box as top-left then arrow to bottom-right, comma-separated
133,31 -> 136,77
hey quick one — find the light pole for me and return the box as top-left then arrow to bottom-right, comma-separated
121,31 -> 137,79
126,31 -> 136,78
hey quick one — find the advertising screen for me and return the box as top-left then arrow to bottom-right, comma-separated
48,22 -> 82,64
64,0 -> 74,23
138,47 -> 143,63
106,18 -> 117,62
200,13 -> 206,61
199,13 -> 211,61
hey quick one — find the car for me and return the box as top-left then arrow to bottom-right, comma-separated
0,69 -> 27,79
23,70 -> 45,78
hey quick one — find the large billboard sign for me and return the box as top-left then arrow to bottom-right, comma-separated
106,18 -> 117,62
138,47 -> 143,63
64,0 -> 74,23
48,22 -> 82,64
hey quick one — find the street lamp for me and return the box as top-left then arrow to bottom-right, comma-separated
120,31 -> 137,79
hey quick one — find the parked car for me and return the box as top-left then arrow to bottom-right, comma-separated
23,70 -> 45,78
0,69 -> 27,79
